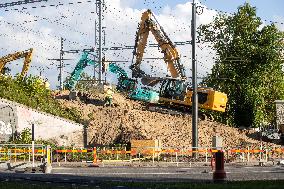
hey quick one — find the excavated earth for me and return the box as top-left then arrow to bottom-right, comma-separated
58,92 -> 277,149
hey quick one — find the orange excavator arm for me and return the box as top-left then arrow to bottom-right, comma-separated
131,9 -> 185,79
0,48 -> 33,76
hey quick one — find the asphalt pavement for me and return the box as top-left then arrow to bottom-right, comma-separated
50,165 -> 284,182
0,163 -> 283,183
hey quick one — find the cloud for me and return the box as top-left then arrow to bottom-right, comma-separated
0,0 -> 217,89
273,15 -> 284,31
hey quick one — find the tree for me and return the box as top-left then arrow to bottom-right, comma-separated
63,72 -> 93,91
198,3 -> 284,127
0,66 -> 11,75
75,72 -> 93,91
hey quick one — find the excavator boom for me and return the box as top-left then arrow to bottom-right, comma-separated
131,9 -> 185,79
0,48 -> 33,76
65,52 -> 96,91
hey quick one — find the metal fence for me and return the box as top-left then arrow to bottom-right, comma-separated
1,144 -> 283,166
0,143 -> 45,162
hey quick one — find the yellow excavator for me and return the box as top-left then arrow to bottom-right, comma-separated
131,9 -> 227,112
0,48 -> 33,77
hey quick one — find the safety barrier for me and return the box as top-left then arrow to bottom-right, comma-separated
1,144 -> 283,166
225,146 -> 284,163
49,146 -> 284,167
53,148 -> 94,163
0,144 -> 45,162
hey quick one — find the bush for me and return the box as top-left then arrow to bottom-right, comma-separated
0,75 -> 83,123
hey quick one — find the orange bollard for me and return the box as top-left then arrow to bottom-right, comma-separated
89,147 -> 99,167
213,151 -> 227,182
93,147 -> 97,164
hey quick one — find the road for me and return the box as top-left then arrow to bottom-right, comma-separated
50,165 -> 284,181
0,164 -> 284,183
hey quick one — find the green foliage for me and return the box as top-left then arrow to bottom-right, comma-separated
198,3 -> 284,127
0,74 -> 83,123
1,67 -> 11,75
74,72 -> 93,91
63,72 -> 93,92
13,128 -> 32,144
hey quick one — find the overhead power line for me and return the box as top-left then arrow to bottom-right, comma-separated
2,0 -> 94,12
0,0 -> 47,8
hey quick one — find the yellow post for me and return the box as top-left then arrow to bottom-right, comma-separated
44,145 -> 52,173
94,147 -> 97,164
247,146 -> 250,162
152,148 -> 155,165
205,148 -> 208,163
47,145 -> 51,165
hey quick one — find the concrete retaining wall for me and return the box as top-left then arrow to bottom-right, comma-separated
0,98 -> 84,146
0,102 -> 17,141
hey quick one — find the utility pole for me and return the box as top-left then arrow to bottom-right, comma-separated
94,20 -> 97,79
97,0 -> 103,84
191,0 -> 198,157
31,123 -> 35,168
48,38 -> 71,91
59,37 -> 64,91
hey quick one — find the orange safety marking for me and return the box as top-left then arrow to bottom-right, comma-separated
211,150 -> 219,153
55,149 -> 90,153
100,150 -> 132,155
142,150 -> 152,154
273,148 -> 284,152
8,149 -> 46,153
131,149 -> 137,155
93,147 -> 97,165
230,149 -> 264,153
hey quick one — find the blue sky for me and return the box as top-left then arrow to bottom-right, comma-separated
130,0 -> 284,23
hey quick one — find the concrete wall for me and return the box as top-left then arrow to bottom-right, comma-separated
0,98 -> 84,146
0,103 -> 17,141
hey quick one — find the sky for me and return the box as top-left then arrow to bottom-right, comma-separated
0,0 -> 283,89
130,0 -> 284,23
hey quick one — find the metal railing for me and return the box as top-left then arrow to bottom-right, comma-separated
0,143 -> 45,162
0,144 -> 283,166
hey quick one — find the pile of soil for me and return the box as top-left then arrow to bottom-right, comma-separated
58,92 -> 276,148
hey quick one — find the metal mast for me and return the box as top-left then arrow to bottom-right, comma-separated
98,0 -> 103,84
191,0 -> 198,156
59,37 -> 64,91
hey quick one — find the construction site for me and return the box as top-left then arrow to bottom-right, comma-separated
0,0 -> 284,188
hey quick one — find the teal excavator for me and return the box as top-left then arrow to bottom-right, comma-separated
103,59 -> 159,103
65,52 -> 158,103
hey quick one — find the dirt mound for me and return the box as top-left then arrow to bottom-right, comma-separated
58,92 -> 275,148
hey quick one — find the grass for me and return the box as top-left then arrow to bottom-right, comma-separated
1,180 -> 284,189
0,75 -> 83,123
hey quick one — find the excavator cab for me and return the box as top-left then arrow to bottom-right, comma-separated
160,78 -> 187,101
159,78 -> 227,112
117,77 -> 137,92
